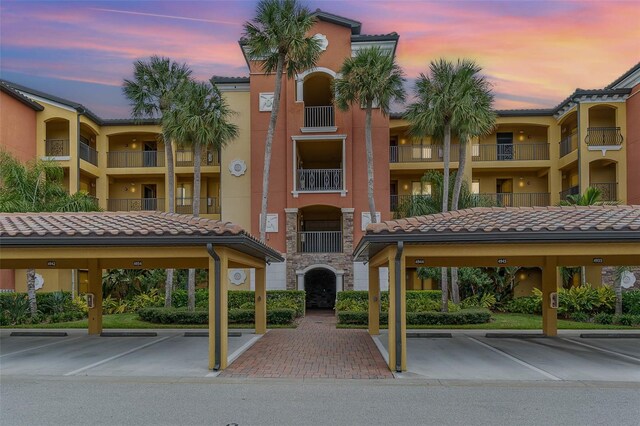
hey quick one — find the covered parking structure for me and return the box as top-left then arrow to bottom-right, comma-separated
354,205 -> 640,372
0,211 -> 283,371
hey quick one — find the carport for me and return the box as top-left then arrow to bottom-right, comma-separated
354,205 -> 640,372
0,211 -> 283,371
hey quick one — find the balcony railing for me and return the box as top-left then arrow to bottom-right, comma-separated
585,127 -> 623,147
560,186 -> 580,201
304,106 -> 335,128
297,168 -> 342,191
107,198 -> 165,212
176,149 -> 220,167
471,192 -> 551,208
591,182 -> 618,202
559,133 -> 578,158
297,231 -> 342,253
107,151 -> 165,168
473,143 -> 549,161
390,145 -> 459,163
45,139 -> 70,157
79,142 -> 98,166
175,197 -> 220,215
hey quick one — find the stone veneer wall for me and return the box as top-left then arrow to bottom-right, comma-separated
285,208 -> 355,290
602,266 -> 640,291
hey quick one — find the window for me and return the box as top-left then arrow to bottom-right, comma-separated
412,181 -> 432,195
472,180 -> 480,195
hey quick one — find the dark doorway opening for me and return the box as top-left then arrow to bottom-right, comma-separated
304,268 -> 336,310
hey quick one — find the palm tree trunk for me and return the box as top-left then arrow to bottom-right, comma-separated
187,143 -> 202,312
440,123 -> 451,311
259,54 -> 285,243
450,139 -> 467,305
615,267 -> 623,315
440,267 -> 449,313
26,268 -> 37,317
164,132 -> 175,308
365,101 -> 376,223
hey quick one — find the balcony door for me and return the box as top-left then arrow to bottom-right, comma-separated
143,142 -> 157,167
142,184 -> 157,210
496,132 -> 513,161
496,179 -> 513,207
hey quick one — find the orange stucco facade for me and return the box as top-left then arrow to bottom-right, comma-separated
0,91 -> 37,162
627,84 -> 640,205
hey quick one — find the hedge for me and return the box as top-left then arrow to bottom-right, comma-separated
137,307 -> 296,325
336,290 -> 442,313
0,291 -> 75,315
172,289 -> 305,317
623,290 -> 640,315
337,308 -> 491,326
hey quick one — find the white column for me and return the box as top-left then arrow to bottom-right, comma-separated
296,77 -> 304,102
336,273 -> 344,293
297,272 -> 305,291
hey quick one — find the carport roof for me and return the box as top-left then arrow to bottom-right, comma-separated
0,211 -> 283,263
354,205 -> 640,261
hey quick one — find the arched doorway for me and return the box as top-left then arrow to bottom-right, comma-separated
304,267 -> 336,310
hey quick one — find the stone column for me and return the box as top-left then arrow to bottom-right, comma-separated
284,208 -> 298,290
341,208 -> 355,290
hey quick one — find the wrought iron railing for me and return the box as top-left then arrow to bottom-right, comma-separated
107,198 -> 165,212
585,127 -> 623,146
473,143 -> 549,161
591,182 -> 618,202
471,193 -> 551,207
297,168 -> 342,191
297,231 -> 342,253
304,106 -> 335,128
389,145 -> 459,163
560,186 -> 580,201
176,149 -> 220,167
107,151 -> 165,168
559,133 -> 578,158
79,142 -> 98,166
175,197 -> 220,214
45,139 -> 70,156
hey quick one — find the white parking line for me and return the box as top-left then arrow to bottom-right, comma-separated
0,336 -> 84,358
561,338 -> 640,363
204,334 -> 265,377
63,336 -> 173,376
467,337 -> 562,381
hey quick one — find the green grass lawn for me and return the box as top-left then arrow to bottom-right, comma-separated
2,313 -> 296,329
336,313 -> 640,330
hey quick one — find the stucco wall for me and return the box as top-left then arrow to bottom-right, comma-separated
0,91 -> 38,162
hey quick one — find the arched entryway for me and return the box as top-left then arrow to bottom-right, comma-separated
304,267 -> 337,310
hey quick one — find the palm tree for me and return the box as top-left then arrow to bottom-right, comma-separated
559,186 -> 603,206
0,151 -> 99,316
123,55 -> 192,308
243,0 -> 321,242
335,46 -> 406,223
164,80 -> 239,311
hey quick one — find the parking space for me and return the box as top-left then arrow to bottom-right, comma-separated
0,329 -> 260,378
374,331 -> 640,382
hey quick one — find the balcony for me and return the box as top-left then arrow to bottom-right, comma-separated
560,186 -> 580,201
591,182 -> 618,202
175,197 -> 220,215
176,149 -> 220,167
297,231 -> 342,253
107,198 -> 165,212
107,151 -> 165,168
585,127 -> 623,154
79,142 -> 98,166
297,169 -> 343,192
304,106 -> 335,129
471,192 -> 551,207
473,143 -> 549,161
45,139 -> 70,157
559,133 -> 578,158
390,145 -> 459,163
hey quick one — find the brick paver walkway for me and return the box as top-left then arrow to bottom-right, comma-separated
220,311 -> 392,379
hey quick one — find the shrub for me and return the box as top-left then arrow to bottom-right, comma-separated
226,290 -> 305,317
504,296 -> 541,315
337,309 -> 490,326
336,290 -> 442,313
461,294 -> 496,310
612,314 -> 640,326
337,311 -> 388,326
623,290 -> 640,315
593,313 -> 614,325
569,312 -> 590,323
138,307 -> 296,325
0,293 -> 30,325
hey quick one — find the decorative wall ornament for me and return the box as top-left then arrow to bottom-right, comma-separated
228,159 -> 247,177
228,269 -> 247,286
34,273 -> 44,291
361,212 -> 381,231
260,213 -> 279,233
313,33 -> 329,51
621,271 -> 637,289
259,92 -> 274,111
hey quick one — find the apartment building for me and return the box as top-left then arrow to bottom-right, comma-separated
1,10 -> 638,302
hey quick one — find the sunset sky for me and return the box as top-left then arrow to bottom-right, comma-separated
1,0 -> 638,117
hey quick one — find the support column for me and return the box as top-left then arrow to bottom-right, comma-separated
368,265 -> 380,335
87,259 -> 102,335
255,267 -> 267,335
387,243 -> 406,372
542,256 -> 558,337
208,248 -> 229,370
336,273 -> 344,293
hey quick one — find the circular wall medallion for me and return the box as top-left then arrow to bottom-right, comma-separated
313,33 -> 329,51
228,269 -> 247,286
229,159 -> 247,177
621,271 -> 637,289
35,273 -> 44,290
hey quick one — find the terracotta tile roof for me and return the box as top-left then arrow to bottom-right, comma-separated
366,206 -> 640,235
